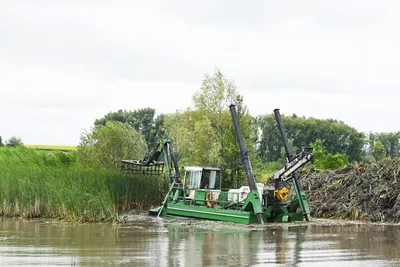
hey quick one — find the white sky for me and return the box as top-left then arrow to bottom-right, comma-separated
1,0 -> 399,145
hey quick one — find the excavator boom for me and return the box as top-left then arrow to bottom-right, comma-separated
273,109 -> 312,221
272,148 -> 313,182
229,104 -> 264,224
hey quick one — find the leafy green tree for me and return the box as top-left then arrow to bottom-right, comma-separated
164,110 -> 221,167
6,136 -> 23,147
165,68 -> 255,188
372,140 -> 387,162
94,108 -> 163,150
0,136 -> 3,146
367,132 -> 400,160
375,132 -> 400,158
77,121 -> 147,170
310,139 -> 349,170
192,68 -> 238,114
257,114 -> 364,163
257,114 -> 283,163
147,114 -> 166,151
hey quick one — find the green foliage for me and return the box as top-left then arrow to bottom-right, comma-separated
94,108 -> 164,150
221,105 -> 256,188
0,136 -> 3,146
0,146 -> 76,167
106,173 -> 168,211
257,113 -> 364,163
6,136 -> 23,147
367,132 -> 400,161
193,68 -> 238,114
164,68 -> 254,188
0,147 -> 166,222
372,141 -> 387,162
78,121 -> 147,170
251,157 -> 283,183
164,110 -> 221,167
310,139 -> 349,170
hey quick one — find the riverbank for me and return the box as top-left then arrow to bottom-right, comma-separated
2,146 -> 399,224
0,147 -> 166,223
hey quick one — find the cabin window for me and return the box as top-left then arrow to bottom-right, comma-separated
200,171 -> 210,189
213,171 -> 221,189
200,170 -> 221,189
186,170 -> 201,189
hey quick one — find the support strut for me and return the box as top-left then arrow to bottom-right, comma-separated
230,104 -> 264,224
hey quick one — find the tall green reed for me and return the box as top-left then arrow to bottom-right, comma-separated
0,147 -> 166,222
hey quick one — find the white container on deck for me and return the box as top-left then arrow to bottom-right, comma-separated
228,186 -> 250,202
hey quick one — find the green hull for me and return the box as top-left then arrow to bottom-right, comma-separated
159,203 -> 257,224
149,186 -> 309,225
149,203 -> 305,225
151,203 -> 258,224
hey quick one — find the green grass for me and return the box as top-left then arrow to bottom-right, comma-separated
253,161 -> 284,183
0,147 -> 166,223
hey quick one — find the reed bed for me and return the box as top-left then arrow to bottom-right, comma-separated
0,147 -> 166,223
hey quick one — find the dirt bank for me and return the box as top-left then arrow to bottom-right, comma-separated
301,158 -> 400,223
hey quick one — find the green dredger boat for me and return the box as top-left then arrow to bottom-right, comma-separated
121,105 -> 313,224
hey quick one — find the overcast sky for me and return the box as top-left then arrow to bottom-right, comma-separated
1,0 -> 399,145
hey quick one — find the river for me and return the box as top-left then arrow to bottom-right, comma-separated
0,216 -> 399,266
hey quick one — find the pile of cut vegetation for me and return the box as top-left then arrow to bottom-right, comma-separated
301,158 -> 400,223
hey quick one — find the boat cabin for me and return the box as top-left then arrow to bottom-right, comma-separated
183,166 -> 222,190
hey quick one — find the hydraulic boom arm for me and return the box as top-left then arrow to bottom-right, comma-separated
229,104 -> 264,224
142,139 -> 181,184
273,109 -> 312,221
272,148 -> 313,182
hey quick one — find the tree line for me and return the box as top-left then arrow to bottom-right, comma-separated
76,68 -> 400,185
0,136 -> 24,147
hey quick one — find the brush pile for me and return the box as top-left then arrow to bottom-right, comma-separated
301,158 -> 400,223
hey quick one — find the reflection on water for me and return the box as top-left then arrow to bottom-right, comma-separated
0,217 -> 399,266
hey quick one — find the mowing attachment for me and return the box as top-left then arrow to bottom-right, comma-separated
121,160 -> 164,175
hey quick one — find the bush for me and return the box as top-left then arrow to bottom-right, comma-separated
78,121 -> 147,170
311,139 -> 349,170
6,136 -> 23,147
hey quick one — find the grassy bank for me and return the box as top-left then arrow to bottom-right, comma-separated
0,147 -> 166,223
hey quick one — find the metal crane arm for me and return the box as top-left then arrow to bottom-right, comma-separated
272,149 -> 313,182
140,139 -> 181,184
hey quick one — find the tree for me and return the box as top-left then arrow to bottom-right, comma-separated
366,132 -> 400,160
257,114 -> 365,163
147,114 -> 166,151
375,132 -> 400,158
94,108 -> 163,150
164,110 -> 221,167
77,121 -> 147,170
193,68 -> 238,114
0,136 -> 3,146
6,136 -> 23,147
372,141 -> 387,162
165,68 -> 254,188
257,114 -> 283,163
310,139 -> 349,170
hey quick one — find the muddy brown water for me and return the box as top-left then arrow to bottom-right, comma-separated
0,216 -> 399,266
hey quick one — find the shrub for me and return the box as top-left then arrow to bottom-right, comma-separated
311,139 -> 349,170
